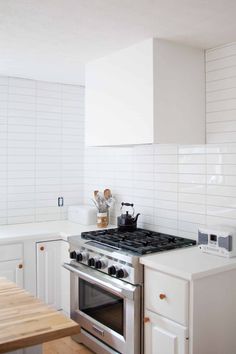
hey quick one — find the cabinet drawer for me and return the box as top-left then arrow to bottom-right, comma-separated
0,243 -> 23,262
145,268 -> 189,326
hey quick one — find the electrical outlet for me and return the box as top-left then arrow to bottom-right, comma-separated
58,197 -> 64,207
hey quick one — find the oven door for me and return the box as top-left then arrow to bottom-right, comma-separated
63,262 -> 142,354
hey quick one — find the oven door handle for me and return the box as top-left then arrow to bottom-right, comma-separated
63,262 -> 138,300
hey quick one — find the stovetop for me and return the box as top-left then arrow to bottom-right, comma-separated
81,228 -> 196,255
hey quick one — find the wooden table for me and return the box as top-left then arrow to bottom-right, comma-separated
0,278 -> 80,354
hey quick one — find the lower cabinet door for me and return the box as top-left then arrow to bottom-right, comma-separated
36,240 -> 62,310
60,240 -> 70,316
0,259 -> 24,287
145,310 -> 189,354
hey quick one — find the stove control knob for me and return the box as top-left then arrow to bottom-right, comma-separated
108,265 -> 117,275
88,258 -> 95,267
95,259 -> 107,269
116,268 -> 127,279
76,253 -> 83,262
69,251 -> 76,259
95,260 -> 102,269
76,251 -> 89,262
70,250 -> 78,259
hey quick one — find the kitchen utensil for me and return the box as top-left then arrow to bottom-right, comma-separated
93,189 -> 114,213
104,188 -> 111,200
117,202 -> 140,232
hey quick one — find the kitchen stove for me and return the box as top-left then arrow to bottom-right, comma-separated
65,228 -> 196,354
68,228 -> 196,285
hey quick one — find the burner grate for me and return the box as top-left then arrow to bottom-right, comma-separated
81,228 -> 196,255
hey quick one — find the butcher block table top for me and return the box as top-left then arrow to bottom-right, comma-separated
0,277 -> 80,353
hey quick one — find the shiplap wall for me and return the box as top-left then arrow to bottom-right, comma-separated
84,42 -> 236,239
0,76 -> 84,225
206,42 -> 236,143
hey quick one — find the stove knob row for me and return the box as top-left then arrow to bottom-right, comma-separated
108,265 -> 128,279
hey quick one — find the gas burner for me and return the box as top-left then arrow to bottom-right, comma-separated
81,228 -> 196,255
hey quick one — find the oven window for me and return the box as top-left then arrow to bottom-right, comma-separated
79,279 -> 124,336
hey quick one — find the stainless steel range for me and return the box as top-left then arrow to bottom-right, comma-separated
63,228 -> 196,354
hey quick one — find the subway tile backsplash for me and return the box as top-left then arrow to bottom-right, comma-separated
0,76 -> 84,224
84,142 -> 236,239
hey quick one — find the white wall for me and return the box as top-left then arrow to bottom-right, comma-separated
0,76 -> 84,224
84,42 -> 236,239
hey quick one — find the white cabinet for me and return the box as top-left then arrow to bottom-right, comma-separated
60,240 -> 70,316
0,243 -> 24,287
36,239 -> 70,314
145,310 -> 188,354
144,268 -> 189,354
145,268 -> 188,326
85,38 -> 205,146
36,240 -> 62,310
144,265 -> 236,354
0,259 -> 23,287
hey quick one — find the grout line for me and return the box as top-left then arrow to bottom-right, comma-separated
206,52 -> 236,62
207,108 -> 236,113
207,120 -> 236,124
207,97 -> 236,103
206,86 -> 236,93
206,75 -> 236,83
206,64 -> 236,73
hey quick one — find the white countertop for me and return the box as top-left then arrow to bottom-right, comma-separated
0,220 -> 116,243
140,246 -> 236,280
2,221 -> 236,281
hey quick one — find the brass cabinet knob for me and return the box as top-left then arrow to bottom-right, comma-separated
144,317 -> 150,323
40,246 -> 45,251
18,264 -> 23,269
159,293 -> 166,300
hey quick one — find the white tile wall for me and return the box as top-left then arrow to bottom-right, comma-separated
2,41 -> 236,237
84,141 -> 236,239
0,76 -> 84,224
83,42 -> 236,240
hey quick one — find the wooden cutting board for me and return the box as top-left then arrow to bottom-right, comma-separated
0,277 -> 80,353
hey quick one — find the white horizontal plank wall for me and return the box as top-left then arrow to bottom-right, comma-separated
0,76 -> 84,225
206,42 -> 236,143
84,42 -> 236,239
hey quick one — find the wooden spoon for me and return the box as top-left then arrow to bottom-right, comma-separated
104,188 -> 111,200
